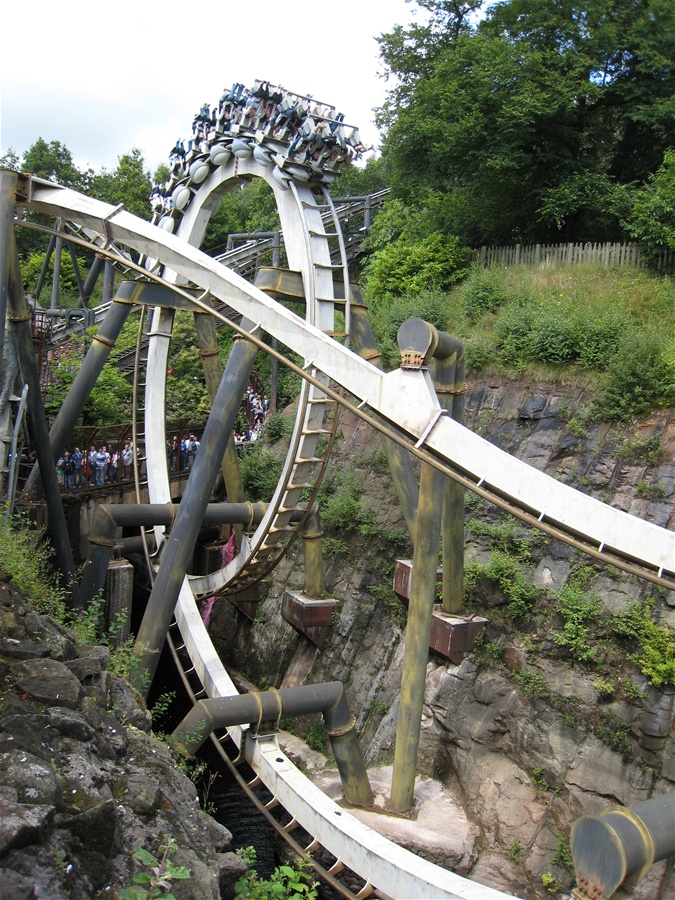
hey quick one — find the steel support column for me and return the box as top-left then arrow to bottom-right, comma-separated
3,186 -> 81,606
430,332 -> 465,615
349,293 -> 419,544
390,458 -> 445,813
0,170 -> 16,374
193,310 -> 246,547
396,317 -> 466,611
300,504 -> 325,598
134,323 -> 259,694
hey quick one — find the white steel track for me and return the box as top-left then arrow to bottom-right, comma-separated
148,155 -> 345,595
21,179 -> 675,899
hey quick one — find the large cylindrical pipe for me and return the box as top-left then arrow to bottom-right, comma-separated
172,681 -> 373,808
571,792 -> 675,899
5,212 -> 81,607
80,501 -> 266,606
193,310 -> 246,548
350,295 -> 419,544
134,326 -> 259,695
390,458 -> 445,813
397,318 -> 466,613
300,504 -> 325,598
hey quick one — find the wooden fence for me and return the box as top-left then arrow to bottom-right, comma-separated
473,242 -> 674,273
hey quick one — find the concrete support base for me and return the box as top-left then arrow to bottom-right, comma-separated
282,590 -> 338,647
393,559 -> 487,663
226,584 -> 260,620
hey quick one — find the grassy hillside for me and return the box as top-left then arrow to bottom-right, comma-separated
367,264 -> 675,423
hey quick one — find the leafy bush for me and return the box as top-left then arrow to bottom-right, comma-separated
235,847 -> 317,900
121,834 -> 190,900
593,329 -> 675,422
263,411 -> 294,444
461,269 -> 509,322
575,310 -> 626,369
464,550 -> 539,620
612,599 -> 675,687
319,470 -> 378,537
464,337 -> 493,373
239,446 -> 283,502
0,516 -> 67,621
551,576 -> 602,663
364,232 -> 470,304
494,302 -> 535,363
627,149 -> 675,264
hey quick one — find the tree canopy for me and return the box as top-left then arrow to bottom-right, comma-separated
377,0 -> 675,245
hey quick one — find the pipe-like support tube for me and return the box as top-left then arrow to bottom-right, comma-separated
349,294 -> 419,544
300,504 -> 325,598
0,170 -> 17,373
396,318 -> 466,614
193,310 -> 246,548
3,181 -> 81,606
571,792 -> 675,899
80,501 -> 266,606
172,681 -> 373,808
134,325 -> 259,695
390,459 -> 445,813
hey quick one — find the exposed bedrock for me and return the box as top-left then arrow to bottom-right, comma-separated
210,377 -> 675,899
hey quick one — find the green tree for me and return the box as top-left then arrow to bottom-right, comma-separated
92,148 -> 153,220
22,138 -> 90,189
627,149 -> 675,263
377,0 -> 675,244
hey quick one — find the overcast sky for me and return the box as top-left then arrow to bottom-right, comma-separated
1,0 -> 421,175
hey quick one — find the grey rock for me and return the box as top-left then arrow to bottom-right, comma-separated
217,850 -> 247,899
61,799 -> 120,855
0,799 -> 54,856
0,750 -> 61,805
47,708 -> 95,743
14,658 -> 81,710
0,868 -> 40,899
65,656 -> 103,682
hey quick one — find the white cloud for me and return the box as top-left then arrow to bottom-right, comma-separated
2,0 -> 416,174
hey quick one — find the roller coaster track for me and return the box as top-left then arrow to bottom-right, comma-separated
16,139 -> 674,897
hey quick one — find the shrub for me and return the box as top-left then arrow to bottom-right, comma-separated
464,337 -> 494,373
461,269 -> 509,322
593,329 -> 675,422
464,551 -> 539,620
235,846 -> 318,900
239,446 -> 283,502
528,309 -> 578,364
612,599 -> 675,687
262,410 -> 293,444
575,309 -> 626,370
364,233 -> 470,304
551,576 -> 602,663
494,302 -> 535,363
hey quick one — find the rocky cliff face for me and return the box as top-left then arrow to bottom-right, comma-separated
209,378 -> 675,899
0,586 -> 245,899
